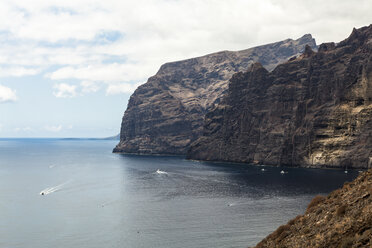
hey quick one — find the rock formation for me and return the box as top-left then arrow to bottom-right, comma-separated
114,35 -> 317,154
188,25 -> 372,169
254,169 -> 372,247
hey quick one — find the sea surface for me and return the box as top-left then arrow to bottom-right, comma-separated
0,139 -> 358,248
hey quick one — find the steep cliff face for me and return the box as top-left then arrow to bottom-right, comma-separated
188,25 -> 372,169
114,35 -> 316,154
254,169 -> 372,247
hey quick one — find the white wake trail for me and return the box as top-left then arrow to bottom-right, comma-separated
156,169 -> 168,175
40,180 -> 71,195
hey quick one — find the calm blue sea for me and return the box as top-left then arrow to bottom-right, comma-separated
0,139 -> 358,248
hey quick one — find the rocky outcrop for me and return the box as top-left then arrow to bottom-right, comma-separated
188,25 -> 372,169
254,169 -> 372,247
114,35 -> 316,154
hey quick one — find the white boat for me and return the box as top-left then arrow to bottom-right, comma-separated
156,169 -> 168,175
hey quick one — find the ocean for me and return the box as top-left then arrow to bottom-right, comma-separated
0,139 -> 358,248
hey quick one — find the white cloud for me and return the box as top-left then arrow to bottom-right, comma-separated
106,82 -> 143,95
44,125 -> 62,132
14,127 -> 32,132
53,83 -> 77,98
0,66 -> 40,77
0,0 -> 370,97
81,81 -> 100,93
0,84 -> 17,103
48,63 -> 152,83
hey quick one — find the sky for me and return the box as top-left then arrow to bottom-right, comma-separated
0,0 -> 371,138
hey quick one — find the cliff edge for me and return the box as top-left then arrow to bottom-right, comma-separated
188,25 -> 372,169
114,35 -> 317,154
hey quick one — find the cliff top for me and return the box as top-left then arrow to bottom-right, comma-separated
157,34 -> 316,74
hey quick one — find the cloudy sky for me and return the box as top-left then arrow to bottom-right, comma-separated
0,0 -> 371,137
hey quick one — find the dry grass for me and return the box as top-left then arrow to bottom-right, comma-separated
306,195 -> 326,213
265,224 -> 292,242
340,236 -> 354,248
336,205 -> 347,217
254,169 -> 372,248
288,215 -> 302,225
368,186 -> 372,195
326,214 -> 333,221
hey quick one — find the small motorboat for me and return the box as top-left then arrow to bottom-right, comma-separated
156,169 -> 168,175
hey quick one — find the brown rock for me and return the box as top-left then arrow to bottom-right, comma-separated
188,25 -> 372,169
114,35 -> 317,154
254,169 -> 372,248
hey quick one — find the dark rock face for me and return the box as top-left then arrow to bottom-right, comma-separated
114,35 -> 316,154
188,25 -> 372,169
254,169 -> 372,247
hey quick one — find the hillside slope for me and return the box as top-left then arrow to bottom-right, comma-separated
254,169 -> 372,247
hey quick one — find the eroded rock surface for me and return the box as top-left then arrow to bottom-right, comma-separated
254,169 -> 372,247
188,25 -> 372,169
114,35 -> 316,154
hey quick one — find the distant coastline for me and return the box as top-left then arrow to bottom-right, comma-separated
0,134 -> 120,141
61,134 -> 120,141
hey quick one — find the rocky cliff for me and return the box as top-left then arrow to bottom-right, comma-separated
254,169 -> 372,247
113,35 -> 317,154
188,25 -> 372,169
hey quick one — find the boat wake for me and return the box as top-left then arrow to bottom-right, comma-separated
39,180 -> 70,195
156,169 -> 168,175
227,201 -> 250,207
